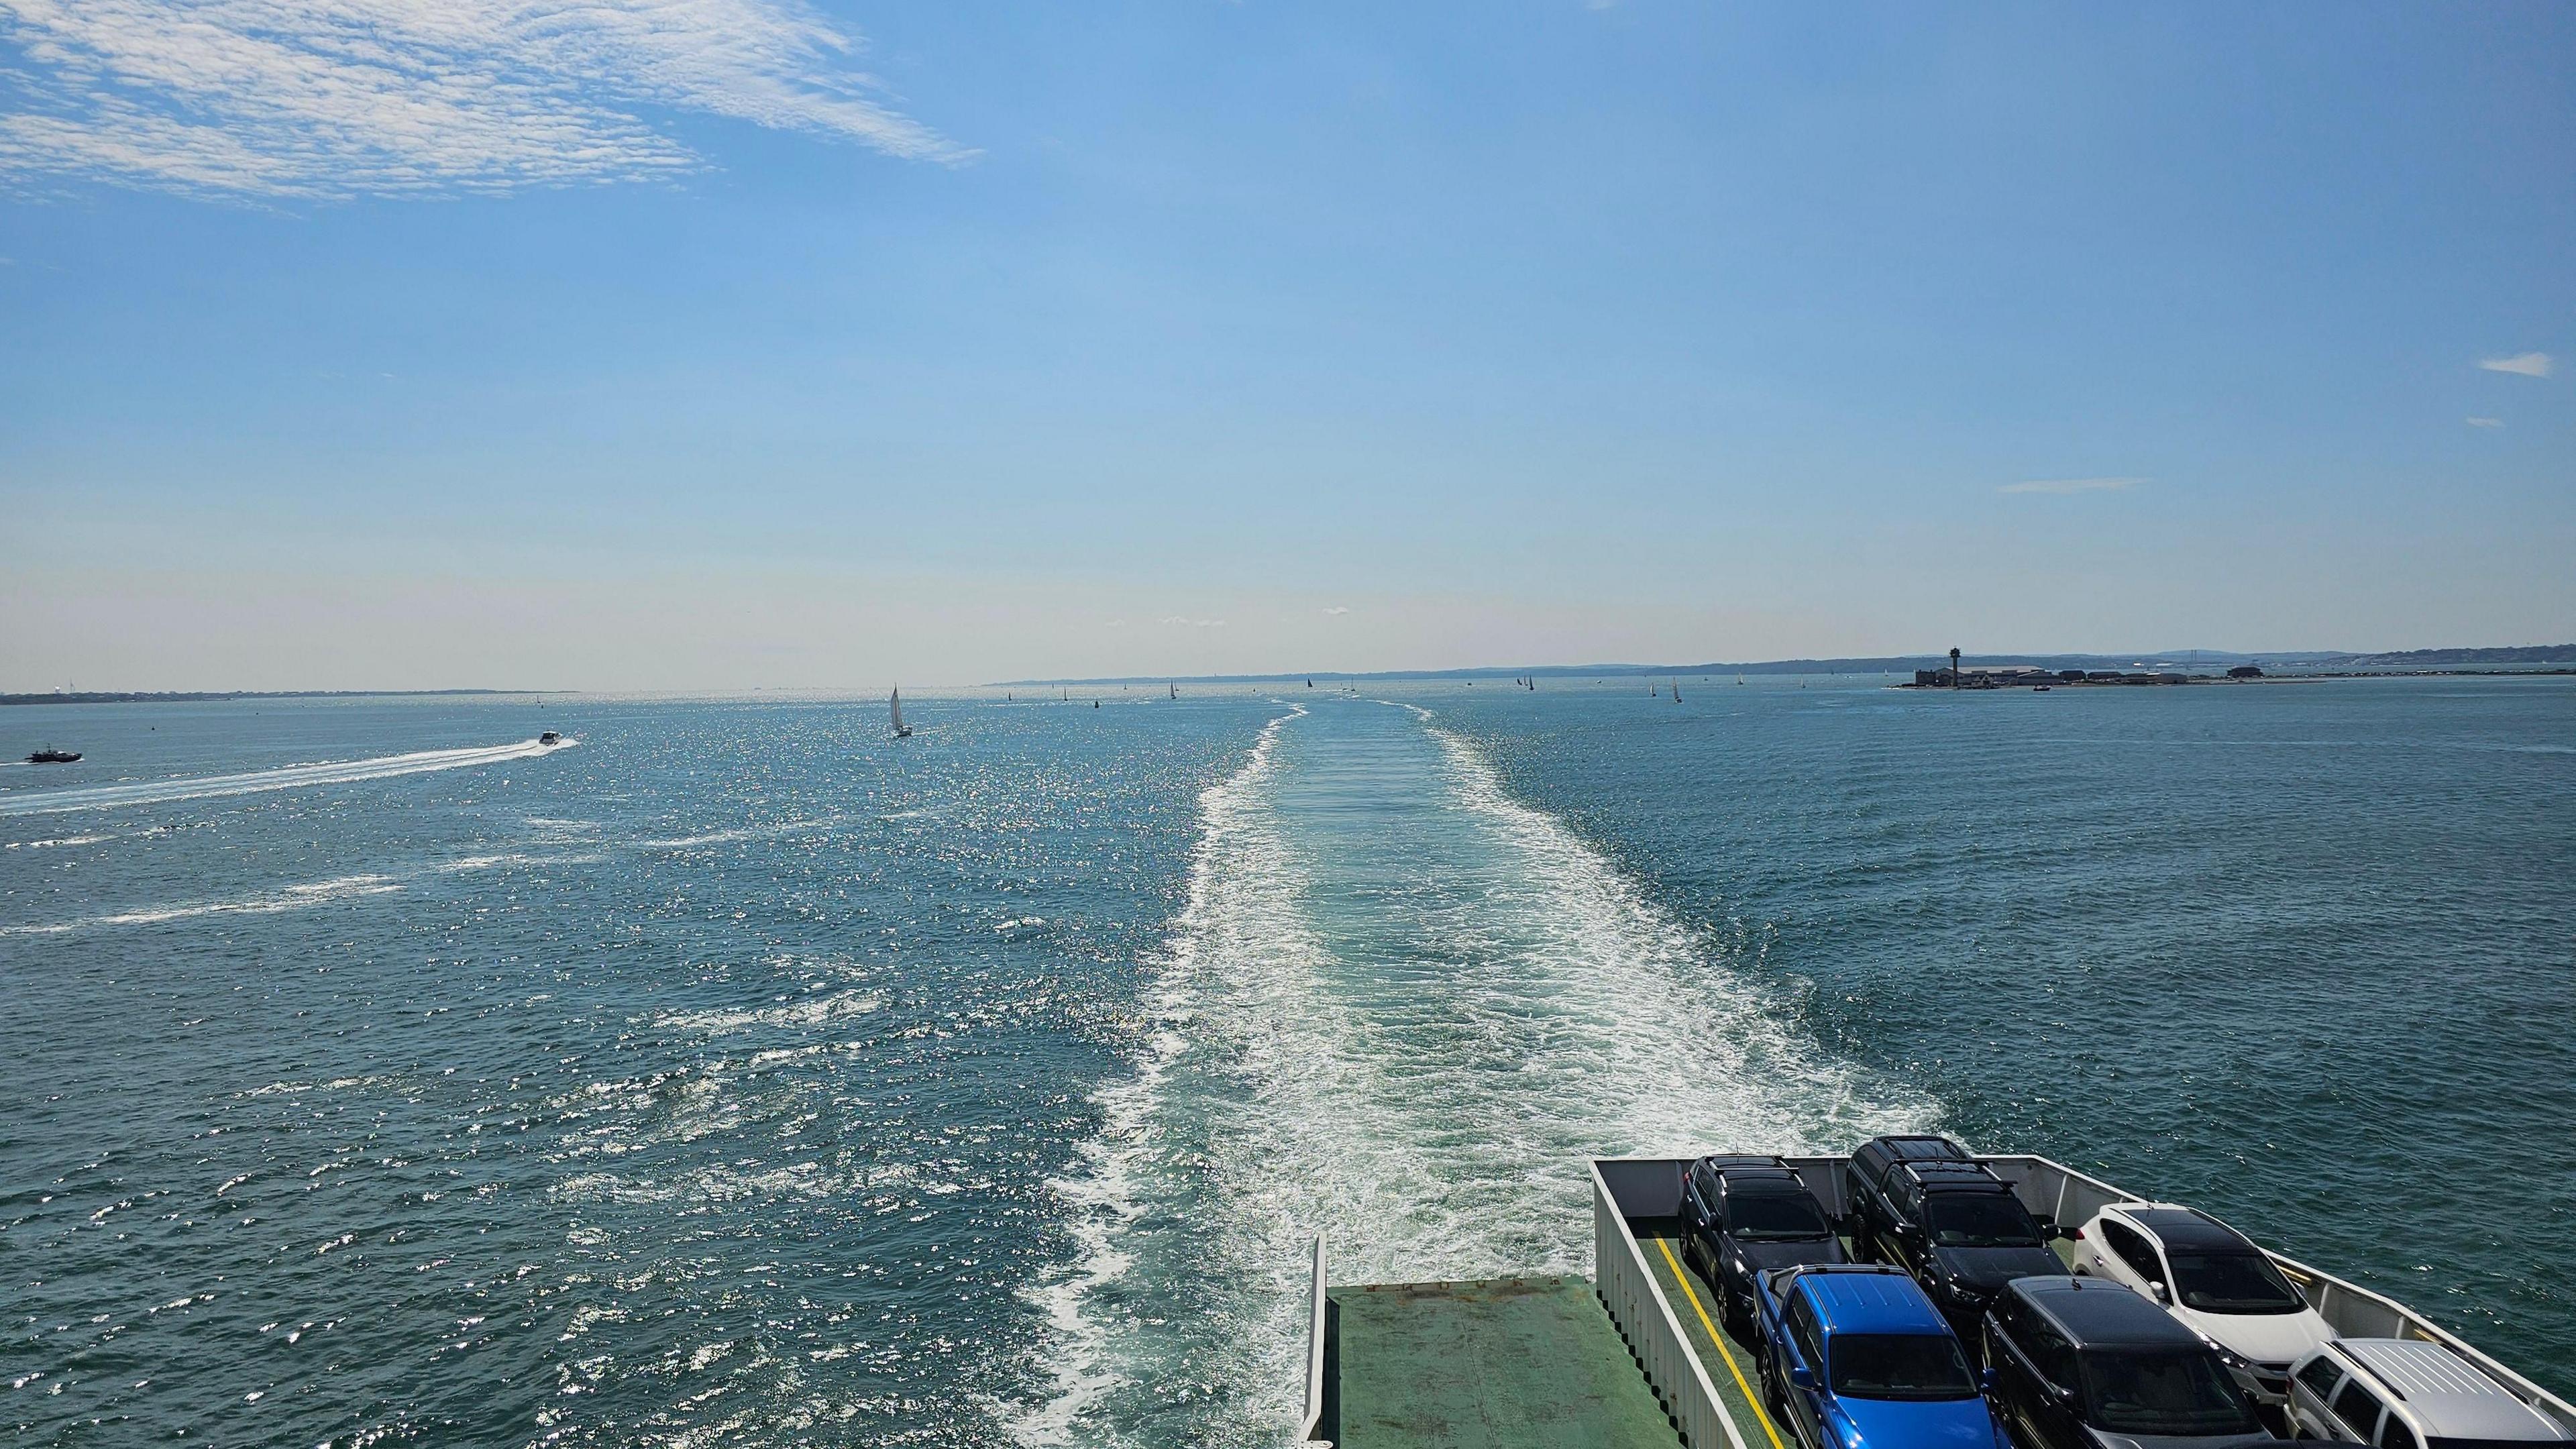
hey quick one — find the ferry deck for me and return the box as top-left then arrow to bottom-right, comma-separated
1295,1153 -> 2576,1449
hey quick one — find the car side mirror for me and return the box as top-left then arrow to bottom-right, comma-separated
2049,1380 -> 2077,1404
1789,1365 -> 1818,1392
2047,1224 -> 2078,1242
2149,1281 -> 2171,1305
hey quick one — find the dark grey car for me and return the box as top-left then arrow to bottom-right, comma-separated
1983,1275 -> 2310,1449
1678,1155 -> 1847,1337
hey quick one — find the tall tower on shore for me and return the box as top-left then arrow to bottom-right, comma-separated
1949,647 -> 1961,688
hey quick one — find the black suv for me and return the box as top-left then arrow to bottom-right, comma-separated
1678,1155 -> 1846,1336
1984,1275 -> 2277,1449
1845,1136 -> 2062,1338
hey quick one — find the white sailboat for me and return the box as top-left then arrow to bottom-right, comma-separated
891,686 -> 912,739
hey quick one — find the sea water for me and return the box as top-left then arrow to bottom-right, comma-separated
2,678 -> 2569,1446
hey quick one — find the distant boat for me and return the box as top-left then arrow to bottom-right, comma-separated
1736,674 -> 1746,686
1672,679 -> 1682,702
537,731 -> 561,745
26,747 -> 80,763
1169,681 -> 1177,700
891,687 -> 913,739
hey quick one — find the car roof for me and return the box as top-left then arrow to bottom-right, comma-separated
2334,1340 -> 2567,1440
1900,1160 -> 2011,1192
1697,1155 -> 1804,1186
2012,1277 -> 2202,1348
2114,1203 -> 2257,1252
1864,1134 -> 1971,1163
1795,1267 -> 1952,1336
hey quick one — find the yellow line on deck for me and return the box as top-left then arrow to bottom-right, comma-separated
1655,1235 -> 1788,1449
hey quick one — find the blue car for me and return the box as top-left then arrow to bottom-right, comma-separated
1752,1263 -> 2012,1449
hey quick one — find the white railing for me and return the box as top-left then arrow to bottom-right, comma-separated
1591,1162 -> 1754,1449
1299,1236 -> 1331,1444
1595,1153 -> 2576,1439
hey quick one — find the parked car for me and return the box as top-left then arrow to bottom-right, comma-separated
1845,1138 -> 2063,1338
2072,1202 -> 2332,1409
1681,1155 -> 1847,1338
1750,1263 -> 2010,1449
1984,1275 -> 2276,1449
2288,1339 -> 2573,1449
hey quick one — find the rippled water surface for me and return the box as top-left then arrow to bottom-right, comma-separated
3,679 -> 2570,1445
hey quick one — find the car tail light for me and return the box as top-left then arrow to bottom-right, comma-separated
2069,1228 -> 2084,1239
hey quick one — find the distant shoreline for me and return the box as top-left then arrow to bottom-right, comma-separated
998,647 -> 2576,688
0,690 -> 547,708
1896,667 -> 2576,690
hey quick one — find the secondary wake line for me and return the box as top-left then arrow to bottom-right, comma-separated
0,737 -> 576,816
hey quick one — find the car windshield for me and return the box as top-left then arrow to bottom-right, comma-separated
1830,1334 -> 1978,1401
1731,1194 -> 1830,1240
2166,1250 -> 2306,1313
2078,1350 -> 2259,1436
1923,1195 -> 2043,1248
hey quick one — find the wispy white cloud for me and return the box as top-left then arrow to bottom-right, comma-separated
1996,476 -> 2141,496
0,0 -> 968,199
2479,352 -> 2553,378
1321,606 -> 1350,616
2466,416 -> 2504,428
1157,616 -> 1226,629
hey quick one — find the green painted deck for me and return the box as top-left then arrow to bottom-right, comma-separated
1325,1275 -> 1681,1449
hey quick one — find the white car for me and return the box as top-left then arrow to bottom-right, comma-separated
2072,1201 -> 2332,1405
2288,1338 -> 2573,1448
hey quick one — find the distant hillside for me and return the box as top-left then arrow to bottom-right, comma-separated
2339,645 -> 2576,667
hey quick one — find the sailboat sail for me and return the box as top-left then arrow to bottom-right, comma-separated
891,686 -> 910,737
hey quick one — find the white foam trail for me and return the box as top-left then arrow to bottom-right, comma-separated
1012,699 -> 1930,1447
0,851 -> 601,936
1014,704 -> 1309,1447
0,874 -> 406,935
0,737 -> 576,816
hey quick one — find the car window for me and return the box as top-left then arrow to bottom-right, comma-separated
1730,1194 -> 1830,1241
2080,1350 -> 2261,1436
1830,1334 -> 1978,1401
2375,1413 -> 2422,1449
2024,1322 -> 2080,1391
1925,1195 -> 2045,1248
1787,1293 -> 1827,1373
1856,1148 -> 1888,1189
1692,1163 -> 1719,1205
2167,1250 -> 2306,1313
2332,1377 -> 2387,1440
2102,1220 -> 2164,1281
2295,1357 -> 2345,1400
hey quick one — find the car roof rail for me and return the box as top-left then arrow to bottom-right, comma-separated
1895,1159 -> 2006,1187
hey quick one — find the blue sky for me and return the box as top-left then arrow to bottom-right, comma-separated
2,2 -> 2569,689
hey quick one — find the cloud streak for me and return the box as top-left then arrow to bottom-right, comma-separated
1996,476 -> 2141,496
2479,352 -> 2553,378
2466,416 -> 2504,428
1157,616 -> 1226,629
0,0 -> 968,198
